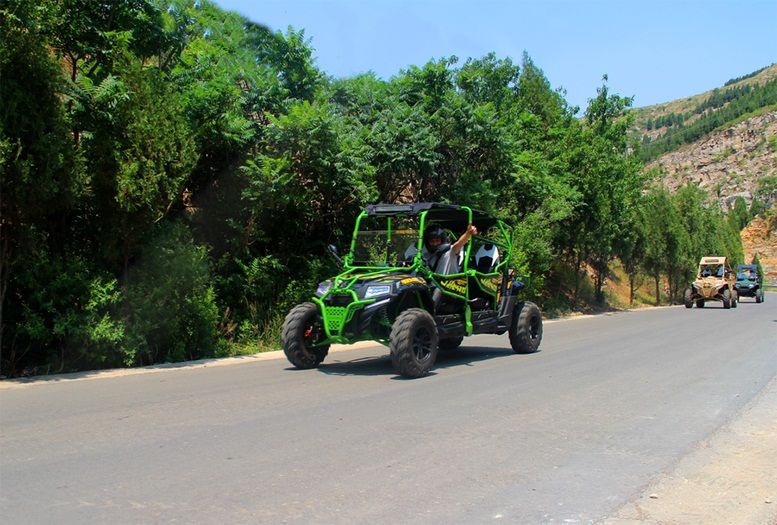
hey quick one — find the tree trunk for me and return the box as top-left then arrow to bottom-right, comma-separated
654,274 -> 660,305
594,267 -> 604,304
68,53 -> 81,146
0,224 -> 8,376
573,250 -> 583,307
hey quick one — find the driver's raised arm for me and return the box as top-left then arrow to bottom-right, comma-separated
451,224 -> 477,255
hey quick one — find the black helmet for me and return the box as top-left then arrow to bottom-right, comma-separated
423,224 -> 449,251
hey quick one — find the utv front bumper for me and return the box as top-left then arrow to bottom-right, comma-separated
734,283 -> 759,297
312,293 -> 387,344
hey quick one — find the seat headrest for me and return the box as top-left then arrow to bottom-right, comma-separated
475,244 -> 499,273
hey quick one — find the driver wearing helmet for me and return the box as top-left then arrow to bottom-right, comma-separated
406,223 -> 478,274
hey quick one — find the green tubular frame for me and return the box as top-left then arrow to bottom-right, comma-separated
316,208 -> 516,343
470,219 -> 513,306
312,295 -> 375,345
313,267 -> 393,345
418,207 -> 474,333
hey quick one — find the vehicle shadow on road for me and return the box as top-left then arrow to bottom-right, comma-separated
435,346 -> 525,370
315,354 -> 395,377
315,346 -> 521,378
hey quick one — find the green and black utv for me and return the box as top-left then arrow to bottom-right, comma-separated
281,203 -> 543,378
734,264 -> 765,303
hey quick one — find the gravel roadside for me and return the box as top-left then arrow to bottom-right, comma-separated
604,374 -> 777,525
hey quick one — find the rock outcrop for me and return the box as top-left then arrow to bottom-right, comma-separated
648,110 -> 777,210
740,214 -> 777,286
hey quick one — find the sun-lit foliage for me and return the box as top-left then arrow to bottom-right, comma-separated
0,0 -> 748,375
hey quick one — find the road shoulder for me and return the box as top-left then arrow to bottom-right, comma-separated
604,375 -> 777,525
0,340 -> 381,390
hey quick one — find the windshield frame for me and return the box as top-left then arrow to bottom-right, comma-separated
345,207 -> 478,271
343,205 -> 513,276
345,212 -> 423,270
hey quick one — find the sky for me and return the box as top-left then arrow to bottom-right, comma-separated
212,0 -> 777,111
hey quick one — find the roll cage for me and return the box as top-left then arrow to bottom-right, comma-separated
345,203 -> 513,278
310,203 -> 516,344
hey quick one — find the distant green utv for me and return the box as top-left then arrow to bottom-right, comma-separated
734,264 -> 765,303
281,203 -> 543,378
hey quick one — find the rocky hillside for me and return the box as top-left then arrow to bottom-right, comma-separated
646,109 -> 777,210
633,63 -> 777,138
651,111 -> 777,282
632,64 -> 777,282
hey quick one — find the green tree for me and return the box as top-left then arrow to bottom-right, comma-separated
615,201 -> 646,305
455,52 -> 519,111
231,99 -> 374,333
751,253 -> 765,281
640,187 -> 689,304
560,76 -> 642,303
517,52 -> 569,123
674,184 -> 717,287
1,2 -> 86,374
676,185 -> 742,265
124,222 -> 218,365
727,196 -> 750,231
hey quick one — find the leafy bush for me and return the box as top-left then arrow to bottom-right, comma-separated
123,222 -> 218,365
2,251 -> 126,376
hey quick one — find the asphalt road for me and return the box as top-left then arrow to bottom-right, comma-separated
1,296 -> 776,524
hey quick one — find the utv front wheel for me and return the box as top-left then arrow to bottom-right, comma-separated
696,299 -> 705,308
390,308 -> 438,378
722,289 -> 732,309
282,302 -> 330,369
684,288 -> 693,308
509,301 -> 543,354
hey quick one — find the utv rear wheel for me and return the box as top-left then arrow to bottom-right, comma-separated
438,336 -> 464,351
684,288 -> 693,308
722,289 -> 732,309
390,308 -> 438,378
282,302 -> 330,369
509,301 -> 543,354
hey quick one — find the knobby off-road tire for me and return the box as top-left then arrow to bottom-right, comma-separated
732,291 -> 738,308
390,308 -> 438,378
509,301 -> 543,354
282,302 -> 330,369
438,336 -> 464,351
684,288 -> 693,309
756,291 -> 763,303
696,299 -> 705,308
722,288 -> 732,309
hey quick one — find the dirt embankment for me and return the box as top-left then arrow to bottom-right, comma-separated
741,214 -> 777,285
606,374 -> 777,525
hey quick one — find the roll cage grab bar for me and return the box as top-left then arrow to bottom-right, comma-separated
343,206 -> 514,278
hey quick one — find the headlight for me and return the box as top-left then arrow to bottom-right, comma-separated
315,281 -> 333,297
748,284 -> 754,288
364,285 -> 391,299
